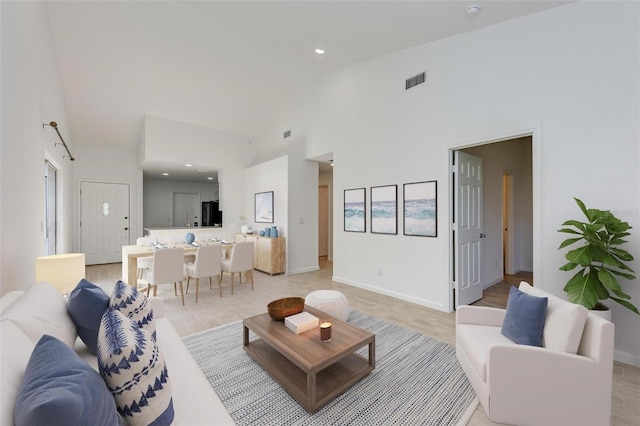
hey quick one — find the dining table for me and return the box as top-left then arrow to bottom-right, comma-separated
121,240 -> 234,286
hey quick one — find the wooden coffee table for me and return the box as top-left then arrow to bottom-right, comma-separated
243,306 -> 375,412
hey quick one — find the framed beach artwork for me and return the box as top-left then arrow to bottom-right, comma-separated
403,181 -> 437,237
344,188 -> 366,232
254,191 -> 274,223
370,185 -> 397,235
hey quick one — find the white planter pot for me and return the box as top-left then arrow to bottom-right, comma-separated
240,224 -> 249,234
590,303 -> 612,321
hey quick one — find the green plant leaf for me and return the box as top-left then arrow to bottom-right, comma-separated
558,228 -> 582,235
597,268 -> 622,293
609,297 -> 640,315
610,237 -> 628,245
561,220 -> 587,231
558,237 -> 582,249
574,197 -> 589,219
559,261 -> 579,271
601,253 -> 625,269
610,248 -> 634,262
563,270 -> 599,309
609,269 -> 636,280
566,245 -> 593,266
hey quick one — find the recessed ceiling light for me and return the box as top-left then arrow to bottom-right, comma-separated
315,48 -> 325,55
185,163 -> 193,167
162,172 -> 169,176
330,160 -> 334,167
207,177 -> 213,180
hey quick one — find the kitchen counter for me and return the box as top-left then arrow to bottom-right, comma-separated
144,227 -> 227,242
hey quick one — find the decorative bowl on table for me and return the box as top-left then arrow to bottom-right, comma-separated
267,297 -> 305,321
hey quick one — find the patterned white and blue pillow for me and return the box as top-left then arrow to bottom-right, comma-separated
110,280 -> 156,340
97,309 -> 174,426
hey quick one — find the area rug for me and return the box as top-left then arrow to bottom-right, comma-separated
182,310 -> 478,425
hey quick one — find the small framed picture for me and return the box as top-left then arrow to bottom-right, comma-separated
403,181 -> 437,237
370,185 -> 397,235
344,188 -> 366,232
254,191 -> 274,223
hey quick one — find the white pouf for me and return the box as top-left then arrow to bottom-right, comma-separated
304,290 -> 349,321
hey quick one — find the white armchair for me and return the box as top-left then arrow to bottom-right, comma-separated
456,282 -> 614,425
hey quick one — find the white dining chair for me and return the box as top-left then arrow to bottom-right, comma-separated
184,244 -> 223,302
140,247 -> 186,305
136,237 -> 155,279
221,241 -> 254,295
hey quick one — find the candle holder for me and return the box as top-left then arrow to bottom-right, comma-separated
320,321 -> 332,342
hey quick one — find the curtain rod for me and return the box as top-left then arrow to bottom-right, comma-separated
43,121 -> 75,161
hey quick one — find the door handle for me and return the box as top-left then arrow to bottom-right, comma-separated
124,227 -> 129,231
479,233 -> 486,238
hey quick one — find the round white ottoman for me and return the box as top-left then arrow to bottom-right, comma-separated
304,290 -> 349,321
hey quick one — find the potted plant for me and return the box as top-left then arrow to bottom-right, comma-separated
558,197 -> 639,315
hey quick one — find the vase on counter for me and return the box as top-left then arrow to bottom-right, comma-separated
264,227 -> 271,237
241,224 -> 249,234
185,233 -> 195,244
271,226 -> 278,238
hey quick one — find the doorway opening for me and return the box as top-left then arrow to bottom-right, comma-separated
451,134 -> 535,308
44,160 -> 57,255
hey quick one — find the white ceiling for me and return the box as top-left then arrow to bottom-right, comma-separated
46,0 -> 570,180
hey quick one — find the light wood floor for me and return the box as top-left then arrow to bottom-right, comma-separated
86,260 -> 639,426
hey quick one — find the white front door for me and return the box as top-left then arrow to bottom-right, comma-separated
454,151 -> 483,306
81,181 -> 130,264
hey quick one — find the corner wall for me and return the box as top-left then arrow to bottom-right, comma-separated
1,1 -> 75,292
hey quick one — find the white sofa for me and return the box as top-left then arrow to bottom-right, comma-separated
456,281 -> 615,426
1,282 -> 235,426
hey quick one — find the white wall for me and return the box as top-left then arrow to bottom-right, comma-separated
74,145 -> 141,243
287,145 -> 320,274
259,2 -> 640,364
1,1 -> 75,292
143,178 -> 219,229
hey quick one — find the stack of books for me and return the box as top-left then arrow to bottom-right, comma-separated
285,311 -> 319,334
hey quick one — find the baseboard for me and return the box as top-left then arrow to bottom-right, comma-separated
615,349 -> 640,367
287,266 -> 320,275
332,275 -> 447,312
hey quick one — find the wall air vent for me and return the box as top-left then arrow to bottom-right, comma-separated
405,72 -> 426,90
283,129 -> 292,139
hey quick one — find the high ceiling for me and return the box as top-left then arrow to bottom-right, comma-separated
46,0 -> 570,180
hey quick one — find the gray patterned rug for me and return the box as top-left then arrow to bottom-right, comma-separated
182,310 -> 478,425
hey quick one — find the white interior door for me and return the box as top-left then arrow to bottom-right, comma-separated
81,181 -> 130,264
318,185 -> 329,256
173,193 -> 199,228
454,151 -> 483,306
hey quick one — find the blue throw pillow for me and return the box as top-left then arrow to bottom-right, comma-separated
14,335 -> 120,426
501,286 -> 548,346
67,278 -> 110,355
110,280 -> 156,340
97,309 -> 174,426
